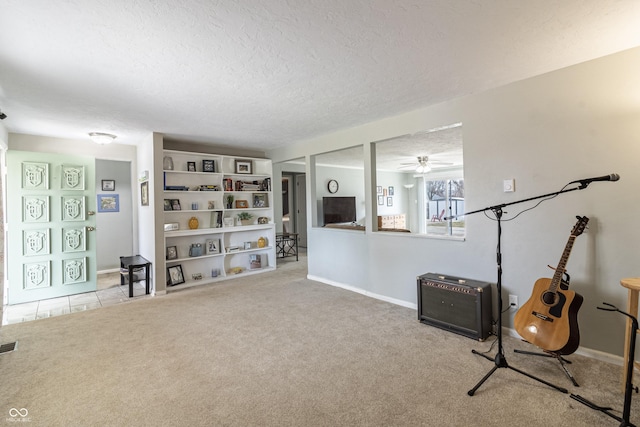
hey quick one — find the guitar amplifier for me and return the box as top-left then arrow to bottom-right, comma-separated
417,273 -> 493,341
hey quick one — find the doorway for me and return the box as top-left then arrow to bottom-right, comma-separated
282,173 -> 307,248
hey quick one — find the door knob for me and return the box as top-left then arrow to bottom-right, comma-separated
86,226 -> 96,231
87,211 -> 96,216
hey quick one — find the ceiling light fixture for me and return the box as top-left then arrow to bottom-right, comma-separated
89,132 -> 116,145
415,163 -> 431,174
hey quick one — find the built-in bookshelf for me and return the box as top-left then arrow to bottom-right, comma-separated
162,149 -> 275,291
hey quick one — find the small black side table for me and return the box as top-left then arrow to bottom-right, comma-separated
120,255 -> 151,297
276,233 -> 299,261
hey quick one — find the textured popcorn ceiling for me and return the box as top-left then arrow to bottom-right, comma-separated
1,0 -> 639,152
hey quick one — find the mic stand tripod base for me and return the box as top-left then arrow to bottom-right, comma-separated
467,349 -> 568,396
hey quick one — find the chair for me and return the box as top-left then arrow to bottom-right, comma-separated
431,209 -> 445,222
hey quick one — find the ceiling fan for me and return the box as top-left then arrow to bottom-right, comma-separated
398,156 -> 453,173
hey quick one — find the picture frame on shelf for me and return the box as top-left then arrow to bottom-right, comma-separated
252,193 -> 268,208
192,273 -> 203,281
244,242 -> 252,250
171,199 -> 181,210
164,199 -> 172,211
205,239 -> 220,254
202,159 -> 215,173
167,265 -> 185,286
235,159 -> 252,174
250,254 -> 262,270
166,245 -> 178,260
235,200 -> 249,209
207,200 -> 216,209
187,161 -> 196,172
101,179 -> 115,191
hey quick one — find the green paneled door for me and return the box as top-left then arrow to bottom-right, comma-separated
7,151 -> 96,304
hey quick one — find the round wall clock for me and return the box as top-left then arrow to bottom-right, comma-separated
327,179 -> 339,194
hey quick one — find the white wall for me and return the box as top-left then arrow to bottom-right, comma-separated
267,47 -> 640,357
95,159 -> 133,270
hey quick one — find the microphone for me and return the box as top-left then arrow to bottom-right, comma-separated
569,173 -> 620,188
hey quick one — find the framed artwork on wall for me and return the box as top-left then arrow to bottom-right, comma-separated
97,194 -> 119,213
101,179 -> 115,191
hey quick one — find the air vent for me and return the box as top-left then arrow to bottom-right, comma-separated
0,342 -> 17,354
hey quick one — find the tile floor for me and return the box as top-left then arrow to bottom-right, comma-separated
2,275 -> 151,325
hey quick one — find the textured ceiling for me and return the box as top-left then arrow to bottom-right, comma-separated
1,1 -> 640,151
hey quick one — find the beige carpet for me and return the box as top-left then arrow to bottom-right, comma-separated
0,256 -> 636,426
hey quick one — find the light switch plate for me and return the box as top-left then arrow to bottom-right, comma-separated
503,179 -> 515,192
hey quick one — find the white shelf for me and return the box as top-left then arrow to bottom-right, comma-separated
161,149 -> 275,292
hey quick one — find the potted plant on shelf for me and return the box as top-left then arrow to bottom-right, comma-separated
237,211 -> 253,226
225,194 -> 234,209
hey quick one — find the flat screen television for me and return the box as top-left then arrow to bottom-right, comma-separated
323,196 -> 357,225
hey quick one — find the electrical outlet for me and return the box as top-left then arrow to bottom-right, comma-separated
509,294 -> 518,309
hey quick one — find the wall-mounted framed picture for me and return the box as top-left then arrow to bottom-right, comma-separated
235,159 -> 252,174
102,179 -> 115,191
388,186 -> 394,196
166,245 -> 178,260
202,159 -> 215,172
187,161 -> 196,172
378,195 -> 384,205
386,197 -> 393,207
167,265 -> 185,286
97,194 -> 119,213
376,186 -> 382,194
140,181 -> 149,206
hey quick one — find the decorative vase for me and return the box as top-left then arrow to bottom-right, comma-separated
188,216 -> 199,229
257,237 -> 266,248
163,156 -> 174,170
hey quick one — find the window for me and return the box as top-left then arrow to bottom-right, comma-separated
425,178 -> 465,237
373,123 -> 464,238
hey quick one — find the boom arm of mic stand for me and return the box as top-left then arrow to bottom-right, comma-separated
444,184 -> 585,221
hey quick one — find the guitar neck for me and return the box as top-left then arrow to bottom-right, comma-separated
549,235 -> 576,292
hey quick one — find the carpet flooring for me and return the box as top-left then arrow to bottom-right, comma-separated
0,256 -> 636,426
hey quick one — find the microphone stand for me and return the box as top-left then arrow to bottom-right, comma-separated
449,183 -> 590,396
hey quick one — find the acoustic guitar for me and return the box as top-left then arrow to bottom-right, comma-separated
514,216 -> 588,355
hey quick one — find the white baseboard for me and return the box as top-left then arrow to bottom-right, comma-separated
308,274 -> 624,367
97,268 -> 120,275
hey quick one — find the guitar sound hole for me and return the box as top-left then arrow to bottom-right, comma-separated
541,291 -> 558,306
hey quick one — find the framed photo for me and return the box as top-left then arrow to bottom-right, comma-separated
235,159 -> 252,174
387,197 -> 393,207
376,186 -> 382,194
170,199 -> 181,210
166,245 -> 178,260
244,242 -> 252,250
202,159 -> 215,173
205,239 -> 220,254
167,265 -> 185,286
97,194 -> 119,212
388,186 -> 394,196
164,199 -> 172,211
192,273 -> 203,281
378,195 -> 384,205
187,161 -> 196,172
140,181 -> 149,206
207,200 -> 216,209
102,179 -> 115,191
235,200 -> 249,209
252,193 -> 268,208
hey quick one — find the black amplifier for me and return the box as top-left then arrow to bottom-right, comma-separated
417,273 -> 493,341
